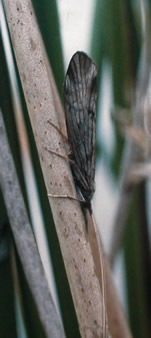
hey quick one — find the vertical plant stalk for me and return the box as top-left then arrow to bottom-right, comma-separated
87,212 -> 132,338
2,0 -> 107,336
0,111 -> 65,338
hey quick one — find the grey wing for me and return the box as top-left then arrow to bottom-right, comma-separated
63,51 -> 97,202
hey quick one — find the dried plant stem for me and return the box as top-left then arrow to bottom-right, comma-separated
3,0 -> 108,336
0,111 -> 65,338
87,212 -> 132,338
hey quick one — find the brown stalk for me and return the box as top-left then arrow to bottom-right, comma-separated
87,211 -> 132,338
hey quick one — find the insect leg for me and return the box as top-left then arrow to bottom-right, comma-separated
47,119 -> 68,141
48,193 -> 84,203
45,146 -> 72,162
45,147 -> 84,203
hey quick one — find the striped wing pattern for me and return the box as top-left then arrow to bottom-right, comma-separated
63,51 -> 97,208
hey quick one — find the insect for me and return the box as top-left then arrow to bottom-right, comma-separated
63,51 -> 97,213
